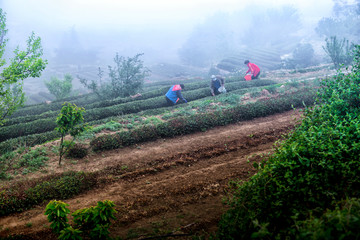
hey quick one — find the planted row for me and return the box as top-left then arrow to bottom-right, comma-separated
0,80 -> 276,142
0,171 -> 97,217
90,88 -> 316,152
5,76 -> 249,126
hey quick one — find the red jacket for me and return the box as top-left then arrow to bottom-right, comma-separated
246,62 -> 260,76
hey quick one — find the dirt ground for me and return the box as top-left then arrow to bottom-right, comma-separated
0,109 -> 302,239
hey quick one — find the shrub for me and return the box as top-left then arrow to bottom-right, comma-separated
0,171 -> 97,216
296,198 -> 360,239
45,200 -> 117,240
215,45 -> 360,239
323,36 -> 355,69
66,144 -> 88,159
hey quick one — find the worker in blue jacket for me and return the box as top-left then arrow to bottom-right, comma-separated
165,84 -> 187,105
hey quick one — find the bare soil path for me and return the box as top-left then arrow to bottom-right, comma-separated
0,110 -> 302,239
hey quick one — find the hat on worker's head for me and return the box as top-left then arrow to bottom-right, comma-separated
211,75 -> 216,80
244,60 -> 249,64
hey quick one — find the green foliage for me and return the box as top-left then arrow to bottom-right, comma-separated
73,200 -> 116,239
0,9 -> 47,125
90,88 -> 316,152
56,102 -> 89,165
46,200 -> 116,240
0,147 -> 49,178
0,79 -> 276,147
296,198 -> 360,239
45,200 -> 71,234
0,171 -> 97,216
322,36 -> 355,69
44,74 -> 73,100
215,45 -> 360,239
80,53 -> 150,99
66,143 -> 88,159
17,147 -> 49,174
59,227 -> 83,240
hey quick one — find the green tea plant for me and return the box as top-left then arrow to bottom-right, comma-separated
45,200 -> 117,240
55,102 -> 89,165
44,200 -> 70,234
295,198 -> 360,239
58,226 -> 83,240
16,147 -> 49,174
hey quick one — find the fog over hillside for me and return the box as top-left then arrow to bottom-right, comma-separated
2,0 -> 358,104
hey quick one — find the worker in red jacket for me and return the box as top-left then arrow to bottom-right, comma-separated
165,84 -> 187,105
244,60 -> 260,80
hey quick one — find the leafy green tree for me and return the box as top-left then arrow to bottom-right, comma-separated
323,36 -> 355,69
55,102 -> 89,165
0,9 -> 47,125
45,74 -> 73,100
79,53 -> 150,99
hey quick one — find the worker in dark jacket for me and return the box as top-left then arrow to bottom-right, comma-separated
165,84 -> 187,105
244,60 -> 260,80
210,75 -> 225,96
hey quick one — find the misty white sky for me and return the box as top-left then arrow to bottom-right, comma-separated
3,0 -> 334,30
1,0 -> 336,64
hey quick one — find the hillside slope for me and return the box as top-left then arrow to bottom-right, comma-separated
0,110 -> 302,239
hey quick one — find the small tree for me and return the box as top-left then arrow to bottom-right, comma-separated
45,200 -> 117,240
45,200 -> 71,234
323,36 -> 355,69
79,53 -> 150,99
0,9 -> 47,125
55,102 -> 89,165
45,74 -> 73,100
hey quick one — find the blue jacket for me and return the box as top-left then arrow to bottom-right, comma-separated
165,85 -> 187,104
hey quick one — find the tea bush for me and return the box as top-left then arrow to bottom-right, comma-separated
66,143 -> 88,159
90,88 -> 316,152
6,75 -> 249,123
0,171 -> 97,216
215,45 -> 360,239
296,198 -> 360,239
0,80 -> 276,144
0,130 -> 60,155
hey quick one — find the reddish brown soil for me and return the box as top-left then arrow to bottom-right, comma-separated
0,110 -> 302,239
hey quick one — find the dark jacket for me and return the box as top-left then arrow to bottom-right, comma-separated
210,76 -> 225,95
